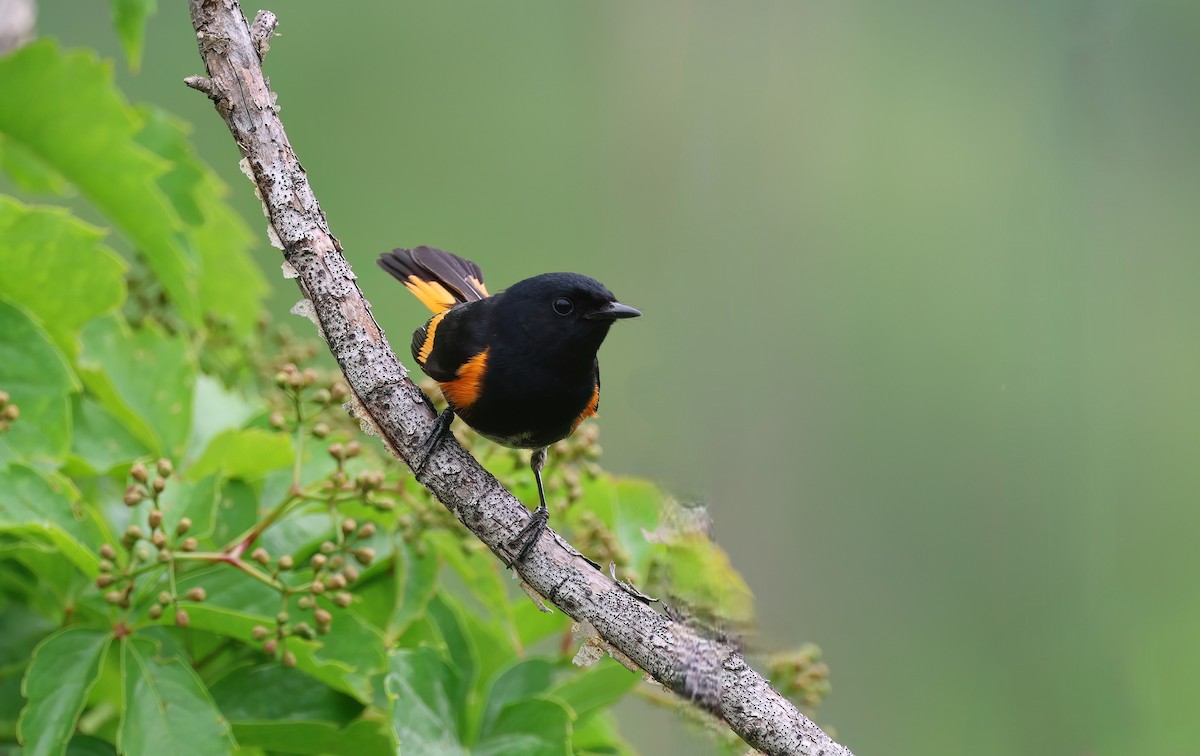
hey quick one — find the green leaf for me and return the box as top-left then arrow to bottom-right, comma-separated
385,648 -> 469,755
187,428 -> 294,482
135,106 -> 266,338
0,299 -> 77,464
479,659 -> 555,736
0,604 -> 57,669
0,673 -> 22,739
426,593 -> 520,742
118,636 -> 235,756
229,719 -> 392,756
209,479 -> 258,548
209,664 -> 360,725
654,534 -> 755,624
108,0 -> 157,72
428,529 -> 519,645
69,395 -> 149,473
570,711 -> 637,756
550,660 -> 640,721
571,475 -> 755,623
0,42 -> 199,324
0,196 -> 126,357
173,568 -> 387,703
385,538 -> 440,641
475,698 -> 573,756
512,596 -> 571,648
156,475 -> 220,543
18,628 -> 111,756
64,736 -> 116,756
186,375 -> 259,463
0,136 -> 71,195
0,465 -> 105,577
3,543 -> 93,613
78,315 -> 195,457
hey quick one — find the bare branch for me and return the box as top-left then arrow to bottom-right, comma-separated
186,2 -> 853,753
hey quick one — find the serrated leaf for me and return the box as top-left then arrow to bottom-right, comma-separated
0,196 -> 126,357
78,315 -> 195,457
0,42 -> 199,324
187,428 -> 294,482
18,628 -> 111,756
475,698 -> 572,756
118,636 -> 234,756
0,465 -> 105,577
385,648 -> 468,755
108,0 -> 157,72
135,106 -> 265,338
0,299 -> 78,464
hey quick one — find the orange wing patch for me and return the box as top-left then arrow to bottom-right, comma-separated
439,348 -> 489,412
404,275 -> 459,313
570,382 -> 601,434
416,310 -> 447,364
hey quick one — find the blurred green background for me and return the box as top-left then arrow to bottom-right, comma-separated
35,1 -> 1200,753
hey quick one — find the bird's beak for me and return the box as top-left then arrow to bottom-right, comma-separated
586,301 -> 642,320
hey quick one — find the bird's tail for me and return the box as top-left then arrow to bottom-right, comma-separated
377,246 -> 490,313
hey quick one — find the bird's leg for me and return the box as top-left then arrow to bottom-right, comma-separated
411,408 -> 455,476
507,446 -> 550,565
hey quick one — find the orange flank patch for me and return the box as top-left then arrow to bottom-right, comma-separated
440,348 -> 490,411
416,311 -> 447,364
404,276 -> 459,313
570,382 -> 601,434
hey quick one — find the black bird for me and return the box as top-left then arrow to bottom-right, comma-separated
377,246 -> 640,564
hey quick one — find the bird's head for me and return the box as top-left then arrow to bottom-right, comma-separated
501,272 -> 640,352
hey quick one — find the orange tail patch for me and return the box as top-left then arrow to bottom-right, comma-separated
404,277 -> 460,314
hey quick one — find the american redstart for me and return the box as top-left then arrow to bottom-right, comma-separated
377,246 -> 640,564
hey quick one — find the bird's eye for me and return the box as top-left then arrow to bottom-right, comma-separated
553,297 -> 574,316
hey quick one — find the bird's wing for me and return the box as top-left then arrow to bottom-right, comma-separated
410,301 -> 490,385
378,246 -> 489,313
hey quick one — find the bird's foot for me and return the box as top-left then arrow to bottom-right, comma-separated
504,503 -> 549,567
411,408 -> 455,476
